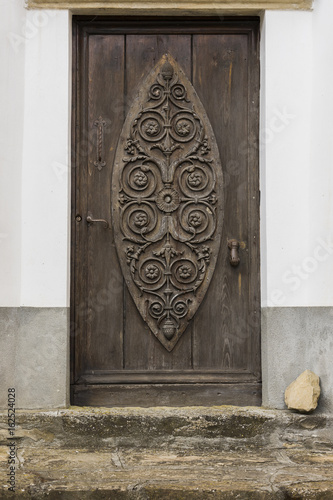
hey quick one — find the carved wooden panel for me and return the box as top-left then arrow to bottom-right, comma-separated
112,55 -> 223,351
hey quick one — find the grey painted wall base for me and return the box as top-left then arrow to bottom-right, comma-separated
0,307 -> 69,410
262,307 -> 333,413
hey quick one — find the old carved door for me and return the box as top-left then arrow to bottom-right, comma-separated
71,17 -> 261,406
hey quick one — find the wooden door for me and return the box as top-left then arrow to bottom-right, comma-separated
71,17 -> 261,406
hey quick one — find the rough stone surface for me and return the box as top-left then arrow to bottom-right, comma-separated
262,307 -> 333,413
285,370 -> 321,413
0,407 -> 332,498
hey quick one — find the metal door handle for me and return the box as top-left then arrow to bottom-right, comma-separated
86,214 -> 109,229
228,239 -> 240,267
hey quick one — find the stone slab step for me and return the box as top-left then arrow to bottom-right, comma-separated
0,407 -> 332,498
1,446 -> 333,499
0,406 -> 332,450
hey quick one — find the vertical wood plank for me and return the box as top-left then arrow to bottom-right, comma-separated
73,26 -> 89,381
71,20 -> 80,383
85,34 -> 125,370
247,26 -> 261,377
192,33 -> 252,370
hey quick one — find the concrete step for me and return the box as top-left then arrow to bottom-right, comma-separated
0,407 -> 332,499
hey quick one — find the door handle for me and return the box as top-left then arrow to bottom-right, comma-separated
86,213 -> 109,229
228,239 -> 240,267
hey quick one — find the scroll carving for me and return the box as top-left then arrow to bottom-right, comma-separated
112,54 -> 223,351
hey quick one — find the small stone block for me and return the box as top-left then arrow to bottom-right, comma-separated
285,369 -> 321,413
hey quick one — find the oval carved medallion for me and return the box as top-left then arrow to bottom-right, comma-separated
112,54 -> 223,351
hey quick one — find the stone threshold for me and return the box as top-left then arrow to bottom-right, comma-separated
0,405 -> 332,448
0,407 -> 332,498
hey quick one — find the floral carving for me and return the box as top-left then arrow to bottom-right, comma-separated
112,55 -> 223,351
188,172 -> 202,187
145,264 -> 160,280
176,119 -> 192,136
134,171 -> 148,186
156,188 -> 180,213
178,265 -> 192,279
188,212 -> 202,228
134,212 -> 148,227
144,119 -> 161,136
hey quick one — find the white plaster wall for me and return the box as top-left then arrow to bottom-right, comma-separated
0,0 -> 26,306
20,7 -> 70,307
309,0 -> 333,306
261,0 -> 333,308
0,0 -> 70,308
261,9 -> 312,307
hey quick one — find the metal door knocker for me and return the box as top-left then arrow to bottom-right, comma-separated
228,239 -> 240,267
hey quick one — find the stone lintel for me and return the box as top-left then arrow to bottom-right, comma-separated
26,0 -> 313,13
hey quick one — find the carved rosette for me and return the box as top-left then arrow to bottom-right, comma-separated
112,54 -> 223,351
